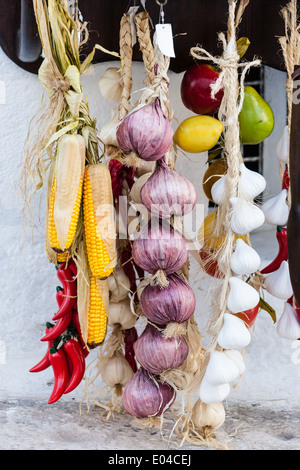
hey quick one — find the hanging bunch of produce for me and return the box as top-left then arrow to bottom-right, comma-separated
95,8 -> 206,429
82,13 -> 143,413
175,0 -> 277,444
260,0 -> 300,340
21,0 -> 119,404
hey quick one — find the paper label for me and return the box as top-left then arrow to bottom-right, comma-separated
155,23 -> 175,58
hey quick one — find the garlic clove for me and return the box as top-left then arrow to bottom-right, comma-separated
199,376 -> 230,404
129,173 -> 153,205
230,238 -> 261,275
211,175 -> 226,205
227,277 -> 260,313
217,313 -> 252,350
276,302 -> 300,339
223,349 -> 246,376
98,67 -> 123,103
191,399 -> 226,431
276,125 -> 289,164
264,260 -> 293,300
262,189 -> 289,227
230,197 -> 265,235
107,267 -> 131,302
204,350 -> 240,386
239,163 -> 266,200
98,119 -> 119,147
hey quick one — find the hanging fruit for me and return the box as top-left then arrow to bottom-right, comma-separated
238,86 -> 275,144
173,115 -> 223,153
180,64 -> 224,115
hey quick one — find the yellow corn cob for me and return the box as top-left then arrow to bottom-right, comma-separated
47,134 -> 86,253
87,276 -> 108,348
83,164 -> 116,279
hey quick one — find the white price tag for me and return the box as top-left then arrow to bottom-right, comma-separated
155,23 -> 175,58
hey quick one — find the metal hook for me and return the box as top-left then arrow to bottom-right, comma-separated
155,0 -> 168,6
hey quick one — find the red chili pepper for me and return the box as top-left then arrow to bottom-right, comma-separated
41,310 -> 73,342
282,166 -> 290,191
48,347 -> 69,405
29,323 -> 54,373
52,266 -> 77,320
123,327 -> 138,372
261,226 -> 288,274
71,310 -> 89,357
63,339 -> 86,394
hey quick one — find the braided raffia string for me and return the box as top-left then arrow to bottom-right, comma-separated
189,0 -> 262,387
134,12 -> 156,86
118,14 -> 133,120
278,0 -> 300,205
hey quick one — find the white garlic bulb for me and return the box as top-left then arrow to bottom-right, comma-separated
107,267 -> 131,302
262,189 -> 289,227
217,313 -> 252,350
264,260 -> 293,300
108,297 -> 137,330
211,175 -> 226,205
98,67 -> 123,103
135,160 -> 157,178
98,119 -> 119,147
276,125 -> 289,164
199,376 -> 230,404
227,277 -> 260,313
191,399 -> 226,430
239,163 -> 266,200
223,349 -> 246,376
230,238 -> 261,275
276,302 -> 300,339
230,197 -> 265,235
205,350 -> 240,386
100,351 -> 134,391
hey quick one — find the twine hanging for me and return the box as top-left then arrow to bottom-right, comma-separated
278,0 -> 300,204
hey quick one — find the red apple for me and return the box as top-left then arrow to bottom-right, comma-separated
199,248 -> 224,279
181,64 -> 224,115
235,304 -> 260,328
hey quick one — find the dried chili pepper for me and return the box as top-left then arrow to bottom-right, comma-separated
48,347 -> 69,405
53,264 -> 77,320
261,226 -> 288,274
63,338 -> 86,394
282,166 -> 290,191
71,310 -> 89,357
29,323 -> 54,373
41,310 -> 73,342
123,327 -> 138,373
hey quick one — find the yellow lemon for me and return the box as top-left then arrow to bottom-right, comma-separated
198,209 -> 247,250
174,115 -> 223,153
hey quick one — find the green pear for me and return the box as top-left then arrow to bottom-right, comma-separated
239,86 -> 275,145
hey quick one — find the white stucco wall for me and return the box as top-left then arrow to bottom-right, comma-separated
1,43 -> 300,416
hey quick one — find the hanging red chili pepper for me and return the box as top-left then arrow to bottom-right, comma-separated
63,338 -> 86,394
29,323 -> 54,373
282,166 -> 290,191
41,309 -> 73,342
261,226 -> 288,274
53,264 -> 77,320
48,347 -> 69,404
71,310 -> 89,357
123,327 -> 138,373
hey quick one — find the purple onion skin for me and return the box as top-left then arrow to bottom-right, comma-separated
140,161 -> 197,219
122,368 -> 176,419
132,218 -> 188,275
140,273 -> 196,325
116,99 -> 174,162
133,324 -> 189,375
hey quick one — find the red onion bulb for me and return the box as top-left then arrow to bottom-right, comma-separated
116,99 -> 174,162
140,273 -> 196,325
132,218 -> 188,275
140,160 -> 197,219
122,368 -> 176,419
133,324 -> 189,375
